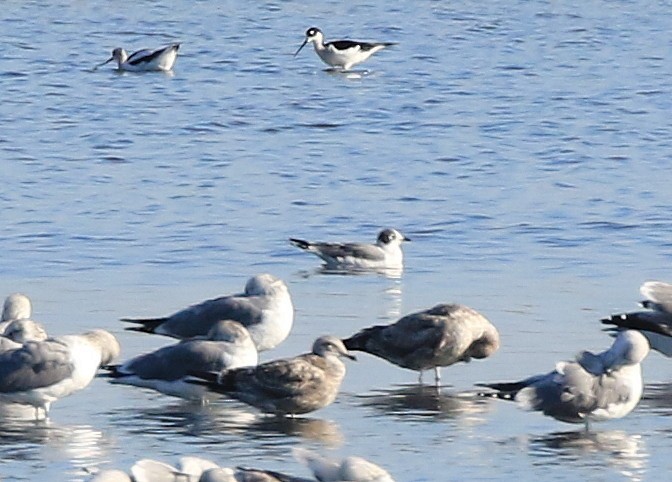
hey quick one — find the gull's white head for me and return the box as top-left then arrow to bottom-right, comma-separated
3,319 -> 48,343
313,335 -> 357,360
605,330 -> 650,369
207,320 -> 253,344
244,274 -> 286,296
376,228 -> 410,248
2,293 -> 32,322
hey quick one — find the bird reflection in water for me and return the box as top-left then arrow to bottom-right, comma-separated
0,414 -> 108,479
355,384 -> 492,423
527,430 -> 647,480
639,382 -> 672,415
105,400 -> 343,446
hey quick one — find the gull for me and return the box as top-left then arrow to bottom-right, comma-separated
293,447 -> 395,482
122,274 -> 294,352
128,457 -> 219,482
0,293 -> 32,333
294,27 -> 395,71
0,318 -> 48,350
602,281 -> 672,356
289,228 -> 410,271
190,335 -> 355,416
343,303 -> 500,384
0,329 -> 120,419
201,467 -> 313,482
477,330 -> 650,429
89,469 -> 132,482
95,43 -> 180,72
104,320 -> 258,401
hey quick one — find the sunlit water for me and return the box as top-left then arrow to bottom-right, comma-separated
2,0 -> 672,480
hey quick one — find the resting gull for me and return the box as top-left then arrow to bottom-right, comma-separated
293,447 -> 395,482
104,320 -> 258,401
602,281 -> 672,356
289,228 -> 410,271
122,274 -> 294,351
477,330 -> 650,429
0,293 -> 32,333
343,303 -> 500,384
190,335 -> 355,416
0,329 -> 120,419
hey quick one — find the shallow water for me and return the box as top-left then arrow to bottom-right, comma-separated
2,0 -> 672,480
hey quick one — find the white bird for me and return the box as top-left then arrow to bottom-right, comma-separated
122,274 -> 294,352
289,228 -> 409,271
0,293 -> 32,333
293,447 -> 395,482
294,27 -> 395,71
105,320 -> 258,401
1,318 -> 48,346
130,456 -> 221,482
477,330 -> 650,429
0,329 -> 120,419
190,336 -> 355,416
89,469 -> 132,482
602,281 -> 672,356
95,43 -> 180,72
343,303 -> 500,384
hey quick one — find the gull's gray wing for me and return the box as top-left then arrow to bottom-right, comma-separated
312,242 -> 384,262
0,340 -> 73,392
160,294 -> 267,338
516,362 -> 633,423
121,341 -> 231,381
231,354 -> 327,398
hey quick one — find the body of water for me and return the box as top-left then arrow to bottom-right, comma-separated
1,1 -> 672,480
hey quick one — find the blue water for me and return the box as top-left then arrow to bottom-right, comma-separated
2,0 -> 672,480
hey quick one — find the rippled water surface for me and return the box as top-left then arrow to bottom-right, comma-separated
2,0 -> 672,480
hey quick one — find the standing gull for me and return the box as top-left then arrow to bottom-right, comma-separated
122,274 -> 294,352
190,336 -> 355,416
104,320 -> 258,401
343,303 -> 500,384
0,330 -> 120,419
477,330 -> 650,429
602,281 -> 672,356
0,293 -> 32,333
294,27 -> 396,71
293,447 -> 395,482
289,228 -> 409,271
95,43 -> 180,72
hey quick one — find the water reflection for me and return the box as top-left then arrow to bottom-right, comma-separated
639,382 -> 672,415
105,399 -> 343,447
354,384 -> 493,423
526,430 -> 647,481
294,266 -> 404,280
0,412 -> 109,479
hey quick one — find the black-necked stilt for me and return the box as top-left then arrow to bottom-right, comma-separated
293,27 -> 395,71
95,43 -> 180,72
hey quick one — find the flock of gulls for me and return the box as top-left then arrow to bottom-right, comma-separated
2,226 -> 672,480
7,26 -> 671,481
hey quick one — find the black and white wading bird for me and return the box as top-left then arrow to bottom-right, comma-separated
95,43 -> 180,72
294,27 -> 395,71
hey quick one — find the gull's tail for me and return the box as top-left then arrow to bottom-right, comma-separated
121,317 -> 167,334
289,238 -> 312,251
601,312 -> 672,337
